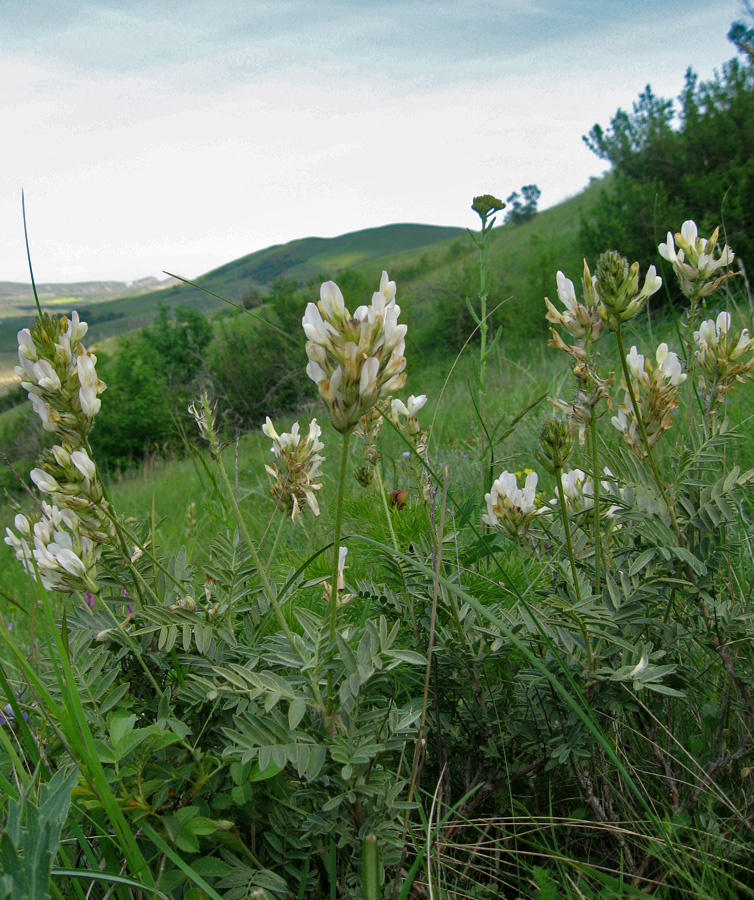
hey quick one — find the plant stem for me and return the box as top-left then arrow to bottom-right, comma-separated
375,461 -> 418,637
214,454 -> 293,645
478,226 -> 489,432
265,508 -> 287,569
374,461 -> 399,551
329,430 -> 352,646
615,325 -> 672,512
554,463 -> 594,677
589,414 -> 602,596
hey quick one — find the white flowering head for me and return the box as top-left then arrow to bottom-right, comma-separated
303,271 -> 408,433
483,470 -> 545,540
545,263 -> 605,357
5,503 -> 100,594
263,416 -> 325,522
659,221 -> 736,300
15,313 -> 105,440
551,467 -> 618,521
612,342 -> 686,455
389,393 -> 427,440
555,468 -> 593,516
693,310 -> 754,405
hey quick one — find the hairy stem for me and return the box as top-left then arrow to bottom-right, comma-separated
554,463 -> 594,677
329,430 -> 352,647
589,413 -> 602,596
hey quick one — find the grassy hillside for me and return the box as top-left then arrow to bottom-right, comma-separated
0,179 -> 608,397
0,222 -> 465,353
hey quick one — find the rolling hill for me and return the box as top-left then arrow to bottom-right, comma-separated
0,223 -> 465,353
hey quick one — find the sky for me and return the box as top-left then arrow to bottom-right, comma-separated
1,0 -> 746,284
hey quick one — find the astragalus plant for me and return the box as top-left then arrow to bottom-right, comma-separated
2,272 -> 428,900
4,220 -> 754,900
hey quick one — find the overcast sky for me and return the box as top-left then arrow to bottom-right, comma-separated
1,0 -> 744,284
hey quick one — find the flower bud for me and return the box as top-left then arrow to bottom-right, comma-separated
538,418 -> 573,471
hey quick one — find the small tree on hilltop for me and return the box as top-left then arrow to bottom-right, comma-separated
505,184 -> 541,225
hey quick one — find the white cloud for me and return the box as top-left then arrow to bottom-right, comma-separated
0,0 -> 743,282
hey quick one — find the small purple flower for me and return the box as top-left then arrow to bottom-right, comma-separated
461,453 -> 469,459
0,703 -> 29,727
82,592 -> 96,612
402,451 -> 411,458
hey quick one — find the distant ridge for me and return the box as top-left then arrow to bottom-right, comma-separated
157,222 -> 466,304
0,222 -> 465,351
0,275 -> 176,303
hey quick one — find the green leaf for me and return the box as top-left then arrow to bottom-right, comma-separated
184,816 -> 218,836
174,830 -> 200,854
385,649 -> 426,665
109,714 -> 136,746
669,546 -> 707,576
288,698 -> 306,731
113,728 -> 153,762
628,549 -> 655,576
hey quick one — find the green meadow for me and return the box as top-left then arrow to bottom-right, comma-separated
2,47 -> 754,900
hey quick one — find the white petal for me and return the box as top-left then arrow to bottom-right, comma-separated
320,281 -> 345,320
680,220 -> 698,245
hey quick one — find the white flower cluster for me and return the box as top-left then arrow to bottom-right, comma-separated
612,343 -> 687,455
659,220 -> 735,299
16,312 -> 105,438
483,470 -> 545,540
545,265 -> 605,362
6,311 -> 110,594
262,416 -> 325,522
302,272 -> 408,433
693,311 -> 754,404
552,467 -> 619,520
5,502 -> 100,594
389,393 -> 427,447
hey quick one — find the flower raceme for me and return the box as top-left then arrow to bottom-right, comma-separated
263,417 -> 325,522
594,251 -> 663,331
693,311 -> 754,406
15,312 -> 105,440
550,468 -> 619,520
483,470 -> 546,540
545,264 -> 604,362
612,343 -> 687,456
658,220 -> 735,299
303,272 -> 408,433
5,502 -> 101,594
389,394 -> 427,441
6,310 -> 113,595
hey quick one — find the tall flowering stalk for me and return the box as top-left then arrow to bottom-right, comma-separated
469,194 -> 505,496
545,262 -> 611,591
5,312 -> 111,594
594,250 -> 672,506
302,272 -> 409,652
659,220 -> 737,417
389,393 -> 430,501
